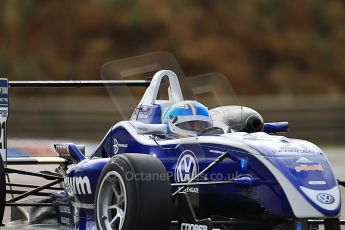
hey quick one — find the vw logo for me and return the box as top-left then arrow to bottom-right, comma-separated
317,193 -> 335,204
175,150 -> 199,183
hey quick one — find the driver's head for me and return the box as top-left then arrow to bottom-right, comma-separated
162,101 -> 212,137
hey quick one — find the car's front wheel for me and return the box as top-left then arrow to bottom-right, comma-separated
95,153 -> 172,230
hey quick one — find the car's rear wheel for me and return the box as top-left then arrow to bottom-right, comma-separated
95,153 -> 172,230
0,155 -> 6,225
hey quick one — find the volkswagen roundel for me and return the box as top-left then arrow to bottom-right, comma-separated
317,193 -> 335,204
175,150 -> 199,183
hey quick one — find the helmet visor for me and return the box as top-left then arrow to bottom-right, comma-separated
176,120 -> 211,132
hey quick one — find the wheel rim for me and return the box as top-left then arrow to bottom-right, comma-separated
97,171 -> 127,230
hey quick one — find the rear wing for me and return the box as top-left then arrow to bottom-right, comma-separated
0,79 -> 150,165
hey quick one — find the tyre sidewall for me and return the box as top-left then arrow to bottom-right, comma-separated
95,154 -> 172,230
0,155 -> 5,224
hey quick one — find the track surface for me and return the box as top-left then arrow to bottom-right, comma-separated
2,146 -> 345,229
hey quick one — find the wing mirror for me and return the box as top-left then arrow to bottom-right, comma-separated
130,121 -> 168,135
263,122 -> 288,133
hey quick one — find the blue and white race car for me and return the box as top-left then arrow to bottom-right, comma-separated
0,65 -> 344,230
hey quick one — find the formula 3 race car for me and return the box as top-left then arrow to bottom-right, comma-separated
0,55 -> 345,230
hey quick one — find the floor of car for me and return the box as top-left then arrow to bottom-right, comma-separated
3,221 -> 61,230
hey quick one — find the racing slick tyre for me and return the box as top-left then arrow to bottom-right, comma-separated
95,153 -> 172,230
0,155 -> 5,225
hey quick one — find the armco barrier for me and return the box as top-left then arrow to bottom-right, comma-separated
7,95 -> 345,142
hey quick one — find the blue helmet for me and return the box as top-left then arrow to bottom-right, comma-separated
162,101 -> 212,137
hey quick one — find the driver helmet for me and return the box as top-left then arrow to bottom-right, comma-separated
162,100 -> 212,137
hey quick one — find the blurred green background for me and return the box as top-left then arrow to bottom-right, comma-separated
1,0 -> 345,94
0,0 -> 344,142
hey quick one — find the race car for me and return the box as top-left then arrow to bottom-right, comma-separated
0,67 -> 344,230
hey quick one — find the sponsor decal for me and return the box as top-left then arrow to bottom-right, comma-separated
175,150 -> 199,193
137,112 -> 149,119
0,109 -> 8,118
181,223 -> 208,230
64,176 -> 92,196
308,181 -> 326,185
295,164 -> 324,173
240,157 -> 248,171
71,201 -> 94,209
137,127 -> 149,132
296,157 -> 313,164
274,143 -> 316,154
209,149 -> 224,154
60,217 -> 71,225
59,206 -> 71,214
113,138 -> 128,154
182,187 -> 199,193
55,145 -> 70,157
133,106 -> 151,119
317,193 -> 335,204
175,150 -> 199,182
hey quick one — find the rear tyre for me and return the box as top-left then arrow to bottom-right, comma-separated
95,153 -> 172,230
0,155 -> 5,225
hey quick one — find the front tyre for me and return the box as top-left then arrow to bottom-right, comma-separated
95,154 -> 172,230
